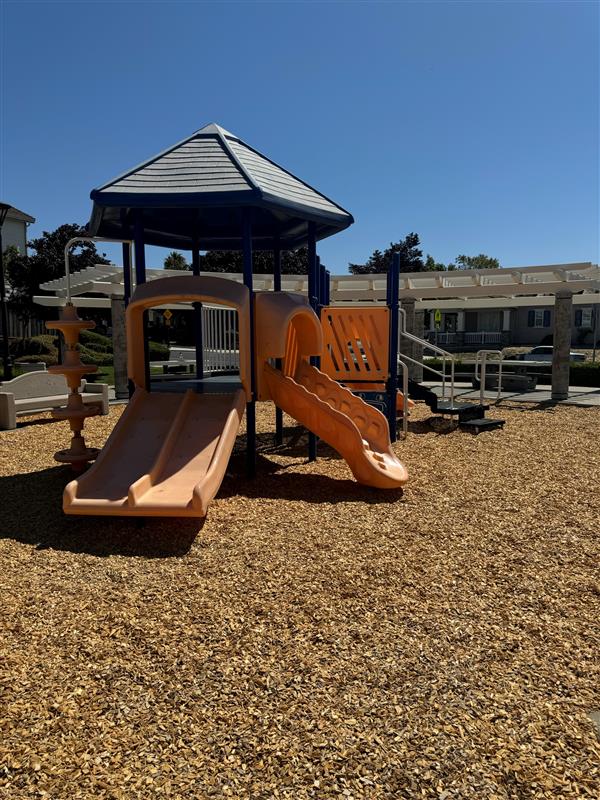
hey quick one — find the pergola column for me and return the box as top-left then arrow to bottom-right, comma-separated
111,296 -> 128,400
552,290 -> 573,401
401,298 -> 421,381
413,309 -> 424,382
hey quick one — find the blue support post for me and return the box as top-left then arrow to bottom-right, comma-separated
386,254 -> 400,443
191,241 -> 204,383
273,235 -> 284,446
133,212 -> 151,391
122,241 -> 132,307
243,213 -> 256,478
307,223 -> 318,461
122,239 -> 134,398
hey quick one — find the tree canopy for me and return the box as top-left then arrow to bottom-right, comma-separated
349,233 -> 424,274
6,223 -> 111,320
164,251 -> 190,270
202,247 -> 309,275
454,253 -> 500,270
348,233 -> 500,274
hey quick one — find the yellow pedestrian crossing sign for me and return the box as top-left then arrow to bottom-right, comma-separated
434,309 -> 442,330
163,309 -> 173,320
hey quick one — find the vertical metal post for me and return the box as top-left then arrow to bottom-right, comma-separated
133,211 -> 151,391
325,270 -> 331,306
122,241 -> 132,306
243,213 -> 256,477
386,254 -> 400,442
307,223 -> 318,461
273,235 -> 284,445
191,240 -> 204,382
121,238 -> 135,397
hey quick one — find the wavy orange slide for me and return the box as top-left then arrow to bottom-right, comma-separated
264,361 -> 408,489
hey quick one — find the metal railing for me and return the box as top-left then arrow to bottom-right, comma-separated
399,308 -> 456,405
475,350 -> 504,405
398,357 -> 409,439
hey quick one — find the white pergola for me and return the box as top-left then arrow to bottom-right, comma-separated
35,261 -> 599,402
36,261 -> 600,310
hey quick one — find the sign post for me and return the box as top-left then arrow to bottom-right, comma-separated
434,309 -> 442,347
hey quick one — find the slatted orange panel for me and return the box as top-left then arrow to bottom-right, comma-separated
320,306 -> 389,382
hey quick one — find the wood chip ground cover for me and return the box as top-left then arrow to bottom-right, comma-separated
0,402 -> 598,799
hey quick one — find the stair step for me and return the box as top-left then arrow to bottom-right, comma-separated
436,401 -> 489,415
459,418 -> 505,434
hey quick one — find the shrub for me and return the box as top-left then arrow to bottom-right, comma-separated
79,345 -> 113,367
148,341 -> 170,361
80,330 -> 113,353
13,354 -> 57,367
9,335 -> 59,361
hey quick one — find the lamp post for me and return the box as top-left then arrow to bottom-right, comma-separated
0,202 -> 13,380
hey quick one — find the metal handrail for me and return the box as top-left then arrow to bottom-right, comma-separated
398,308 -> 456,404
475,350 -> 504,405
397,357 -> 409,439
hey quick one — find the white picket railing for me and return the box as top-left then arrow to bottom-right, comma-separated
464,331 -> 503,345
201,306 -> 239,373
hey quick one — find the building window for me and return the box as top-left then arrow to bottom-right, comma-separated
575,308 -> 593,328
527,309 -> 551,328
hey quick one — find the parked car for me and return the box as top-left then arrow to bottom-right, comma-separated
514,346 -> 586,362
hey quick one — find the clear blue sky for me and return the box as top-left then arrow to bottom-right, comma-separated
2,0 -> 598,274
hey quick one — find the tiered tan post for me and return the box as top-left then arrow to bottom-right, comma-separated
46,304 -> 100,470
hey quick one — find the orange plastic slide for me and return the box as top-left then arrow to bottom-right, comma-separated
264,361 -> 408,489
64,388 -> 245,517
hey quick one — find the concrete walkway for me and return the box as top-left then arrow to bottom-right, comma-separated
423,381 -> 600,407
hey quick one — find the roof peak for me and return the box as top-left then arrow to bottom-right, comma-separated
194,122 -> 237,139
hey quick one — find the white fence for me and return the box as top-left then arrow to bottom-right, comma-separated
201,306 -> 239,373
464,331 -> 503,345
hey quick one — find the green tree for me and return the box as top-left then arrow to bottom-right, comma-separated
164,251 -> 190,270
6,224 -> 111,321
349,233 -> 424,274
424,254 -> 448,272
202,247 -> 309,275
455,253 -> 500,270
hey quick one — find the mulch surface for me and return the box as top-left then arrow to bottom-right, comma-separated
1,400 -> 599,799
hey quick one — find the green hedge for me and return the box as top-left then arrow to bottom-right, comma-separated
80,330 -> 113,353
13,354 -> 57,367
10,335 -> 58,362
148,341 -> 170,361
8,333 -> 170,368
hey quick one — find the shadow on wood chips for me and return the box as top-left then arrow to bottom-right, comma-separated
221,452 -> 404,506
0,466 -> 201,558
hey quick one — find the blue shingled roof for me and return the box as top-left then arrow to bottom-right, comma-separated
88,124 -> 353,250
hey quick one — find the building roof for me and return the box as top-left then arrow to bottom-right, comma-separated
1,203 -> 35,224
88,123 -> 353,250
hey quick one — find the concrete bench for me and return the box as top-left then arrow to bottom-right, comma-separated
0,373 -> 109,430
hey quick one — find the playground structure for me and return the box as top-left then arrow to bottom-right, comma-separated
51,271 -> 408,517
